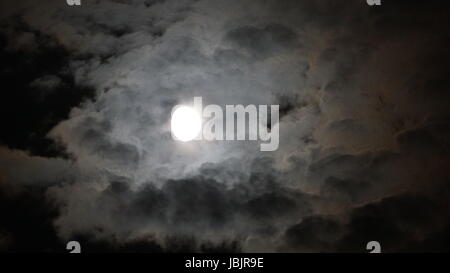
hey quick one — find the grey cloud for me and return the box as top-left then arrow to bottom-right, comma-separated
47,157 -> 315,251
225,23 -> 299,59
0,148 -> 75,187
30,75 -> 62,90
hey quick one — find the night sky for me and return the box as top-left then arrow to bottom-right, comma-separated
0,0 -> 450,252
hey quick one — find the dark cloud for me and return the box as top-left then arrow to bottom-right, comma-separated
0,21 -> 95,158
281,192 -> 450,253
338,193 -> 450,252
282,216 -> 344,252
43,158 -> 315,252
0,186 -> 62,252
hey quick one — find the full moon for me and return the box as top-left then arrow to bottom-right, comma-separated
171,106 -> 202,142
